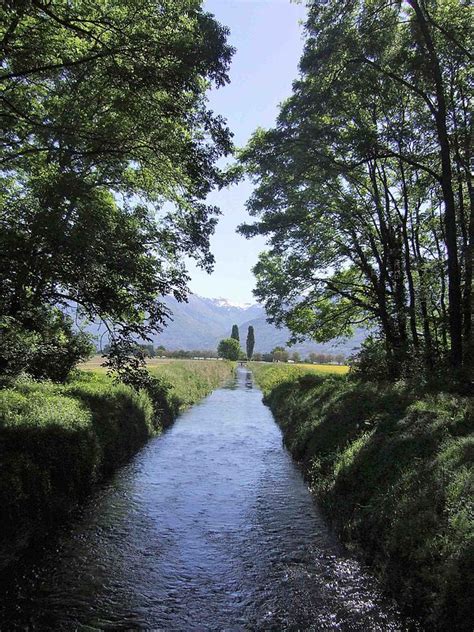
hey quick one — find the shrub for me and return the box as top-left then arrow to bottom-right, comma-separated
0,308 -> 95,386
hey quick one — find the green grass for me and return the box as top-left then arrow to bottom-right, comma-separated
148,360 -> 235,410
252,367 -> 473,631
0,360 -> 234,569
249,361 -> 348,395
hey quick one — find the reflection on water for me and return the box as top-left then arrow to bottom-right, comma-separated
0,368 -> 418,631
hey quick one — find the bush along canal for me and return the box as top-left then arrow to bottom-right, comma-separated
0,368 -> 419,630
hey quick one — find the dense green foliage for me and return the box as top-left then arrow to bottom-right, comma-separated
246,325 -> 255,360
0,307 -> 95,385
217,337 -> 241,360
0,360 -> 234,569
0,373 -> 154,568
239,0 -> 472,383
231,324 -> 240,342
252,365 -> 473,631
272,346 -> 289,363
0,0 -> 233,380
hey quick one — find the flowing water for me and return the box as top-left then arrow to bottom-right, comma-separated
0,368 -> 418,631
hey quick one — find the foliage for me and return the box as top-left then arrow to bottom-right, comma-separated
272,346 -> 289,363
0,373 -> 154,568
246,325 -> 255,360
347,335 -> 391,382
253,370 -> 473,631
217,337 -> 241,360
0,0 -> 234,378
231,324 -> 240,342
0,307 -> 95,385
307,352 -> 345,365
238,0 -> 473,383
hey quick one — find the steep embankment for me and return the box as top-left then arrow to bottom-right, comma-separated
251,363 -> 473,632
0,361 -> 234,570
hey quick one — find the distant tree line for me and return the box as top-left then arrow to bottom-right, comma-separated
115,341 -> 346,365
103,344 -> 220,360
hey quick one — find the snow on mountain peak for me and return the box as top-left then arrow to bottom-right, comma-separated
211,297 -> 256,310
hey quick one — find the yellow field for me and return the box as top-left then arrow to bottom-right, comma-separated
287,362 -> 348,374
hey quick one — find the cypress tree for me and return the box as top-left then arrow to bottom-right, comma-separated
231,324 -> 240,342
246,325 -> 255,360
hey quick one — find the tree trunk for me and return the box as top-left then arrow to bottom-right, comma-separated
408,0 -> 463,369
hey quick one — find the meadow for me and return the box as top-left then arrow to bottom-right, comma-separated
249,361 -> 348,394
251,364 -> 473,631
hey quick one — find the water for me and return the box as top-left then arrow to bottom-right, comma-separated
0,369 -> 417,630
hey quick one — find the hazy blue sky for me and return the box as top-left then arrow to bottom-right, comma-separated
186,0 -> 307,304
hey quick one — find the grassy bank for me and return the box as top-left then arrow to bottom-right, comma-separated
0,360 -> 234,569
251,364 -> 473,631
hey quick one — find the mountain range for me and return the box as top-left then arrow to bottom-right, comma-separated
146,294 -> 365,358
84,294 -> 365,357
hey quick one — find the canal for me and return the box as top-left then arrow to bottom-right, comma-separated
0,368 -> 416,630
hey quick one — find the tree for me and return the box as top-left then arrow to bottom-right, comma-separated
0,0 -> 234,382
0,307 -> 94,385
138,344 -> 155,358
217,338 -> 241,361
238,0 -> 472,383
246,325 -> 255,359
272,346 -> 289,363
231,324 -> 240,342
291,351 -> 300,363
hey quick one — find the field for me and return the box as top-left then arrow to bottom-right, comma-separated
81,356 -> 180,370
249,361 -> 348,395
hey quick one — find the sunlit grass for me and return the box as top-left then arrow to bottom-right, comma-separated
252,364 -> 473,629
148,360 -> 234,409
249,361 -> 348,396
81,357 -> 235,410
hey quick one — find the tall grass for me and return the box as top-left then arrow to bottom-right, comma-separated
148,360 -> 235,410
250,361 -> 348,395
252,366 -> 473,632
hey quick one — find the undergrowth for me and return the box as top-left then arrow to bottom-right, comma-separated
252,364 -> 473,632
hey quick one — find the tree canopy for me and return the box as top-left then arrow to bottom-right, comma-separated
0,0 -> 234,381
239,0 -> 472,383
217,337 -> 240,361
